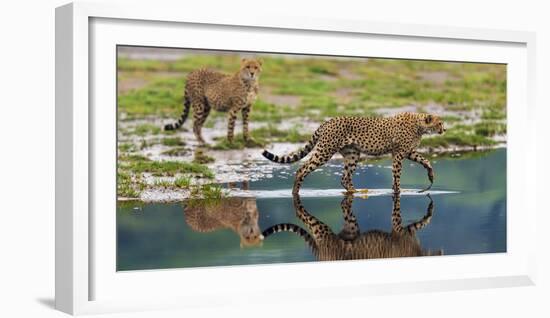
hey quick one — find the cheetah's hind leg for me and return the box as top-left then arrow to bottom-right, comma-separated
293,148 -> 331,195
192,101 -> 211,146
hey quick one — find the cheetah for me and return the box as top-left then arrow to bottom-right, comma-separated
262,113 -> 445,194
184,196 -> 264,248
262,193 -> 442,261
164,58 -> 262,145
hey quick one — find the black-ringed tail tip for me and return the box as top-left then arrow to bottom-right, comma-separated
262,149 -> 291,163
262,150 -> 274,160
262,149 -> 302,164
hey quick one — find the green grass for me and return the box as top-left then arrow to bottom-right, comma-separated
117,171 -> 140,198
162,136 -> 185,146
132,123 -> 162,136
473,121 -> 507,137
152,176 -> 192,189
127,161 -> 213,178
118,143 -> 137,152
211,136 -> 258,150
119,154 -> 213,178
118,77 -> 185,118
187,184 -> 228,207
118,55 -> 506,122
174,176 -> 192,188
481,105 -> 507,120
421,130 -> 497,148
160,146 -> 188,156
193,149 -> 215,164
153,178 -> 173,188
249,99 -> 291,122
211,125 -> 311,150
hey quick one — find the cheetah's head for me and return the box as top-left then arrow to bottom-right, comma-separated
238,201 -> 264,248
239,58 -> 263,81
419,113 -> 445,135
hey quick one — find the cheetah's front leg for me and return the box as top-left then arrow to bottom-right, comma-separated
226,107 -> 239,143
391,153 -> 404,194
341,149 -> 359,193
407,151 -> 434,193
241,105 -> 260,147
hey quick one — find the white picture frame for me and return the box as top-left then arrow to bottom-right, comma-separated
55,1 -> 537,315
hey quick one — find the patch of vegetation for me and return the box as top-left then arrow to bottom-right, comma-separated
152,176 -> 192,189
187,183 -> 228,208
421,130 -> 496,149
277,128 -> 311,143
162,136 -> 185,146
133,123 -> 162,136
193,149 -> 215,164
119,154 -> 213,178
119,154 -> 151,162
249,99 -> 290,122
211,138 -> 249,150
153,178 -> 173,188
481,105 -> 506,120
161,128 -> 178,135
117,171 -> 141,198
211,125 -> 311,150
118,142 -> 137,152
250,125 -> 311,143
174,176 -> 192,188
161,146 -> 188,156
118,77 -> 185,118
441,115 -> 462,123
473,121 -> 506,137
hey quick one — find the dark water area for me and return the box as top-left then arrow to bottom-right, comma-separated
117,148 -> 506,271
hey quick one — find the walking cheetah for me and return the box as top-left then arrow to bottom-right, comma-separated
262,113 -> 445,194
261,193 -> 442,261
164,58 -> 262,145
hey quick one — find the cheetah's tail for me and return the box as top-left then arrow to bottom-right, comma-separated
164,92 -> 191,131
261,127 -> 321,164
262,223 -> 315,248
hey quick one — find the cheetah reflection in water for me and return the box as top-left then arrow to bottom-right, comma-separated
184,196 -> 264,248
262,193 -> 442,261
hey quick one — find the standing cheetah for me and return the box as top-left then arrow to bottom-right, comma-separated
164,58 -> 262,145
262,113 -> 445,194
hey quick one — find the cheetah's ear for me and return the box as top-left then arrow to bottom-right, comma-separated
257,58 -> 263,66
241,58 -> 248,65
425,114 -> 433,124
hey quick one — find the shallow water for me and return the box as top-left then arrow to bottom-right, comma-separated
117,148 -> 506,271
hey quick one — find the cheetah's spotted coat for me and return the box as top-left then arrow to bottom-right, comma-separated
262,113 -> 445,194
164,58 -> 262,145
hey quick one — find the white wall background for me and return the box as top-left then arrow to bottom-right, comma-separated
0,0 -> 547,317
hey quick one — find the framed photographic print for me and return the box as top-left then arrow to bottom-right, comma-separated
56,1 -> 537,315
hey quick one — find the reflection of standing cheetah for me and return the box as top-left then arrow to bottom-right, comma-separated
164,58 -> 262,145
262,193 -> 441,261
184,197 -> 264,247
262,113 -> 445,194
